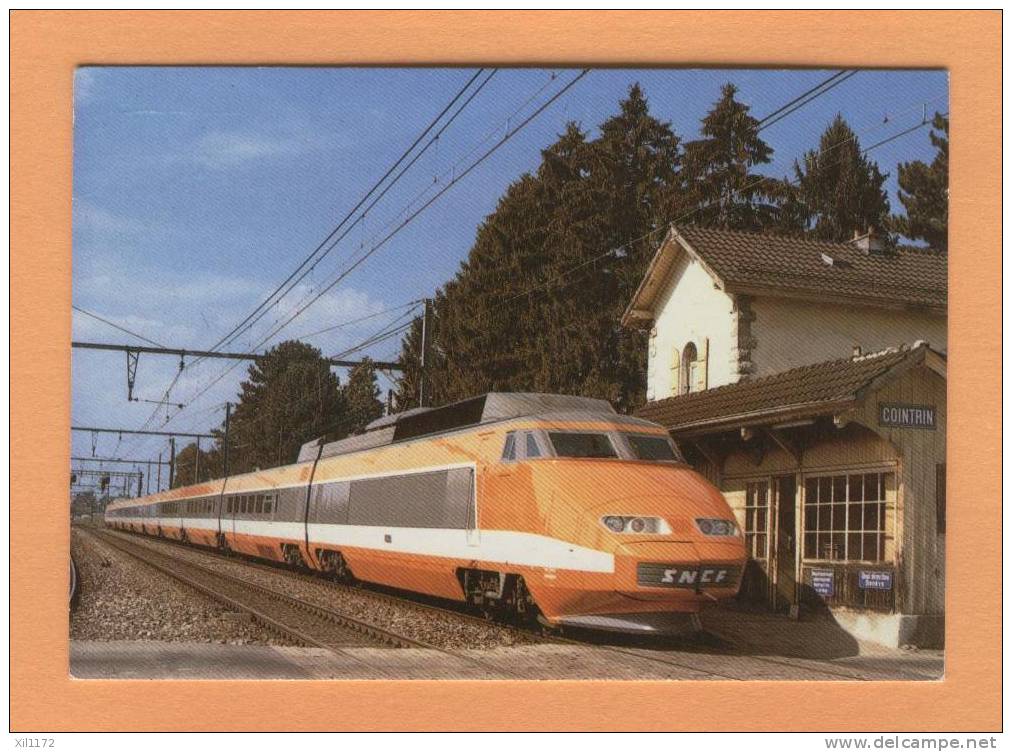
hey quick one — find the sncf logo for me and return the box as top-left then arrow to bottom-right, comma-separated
660,568 -> 729,585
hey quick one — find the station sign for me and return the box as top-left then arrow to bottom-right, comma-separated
878,402 -> 936,430
858,570 -> 893,590
809,568 -> 834,597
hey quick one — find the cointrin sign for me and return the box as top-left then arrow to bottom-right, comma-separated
878,402 -> 937,430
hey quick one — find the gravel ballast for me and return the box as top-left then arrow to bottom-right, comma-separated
70,528 -> 294,645
101,529 -> 535,650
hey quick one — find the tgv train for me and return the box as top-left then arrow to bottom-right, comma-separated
106,393 -> 746,634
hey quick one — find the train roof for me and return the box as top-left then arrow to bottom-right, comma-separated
298,392 -> 617,462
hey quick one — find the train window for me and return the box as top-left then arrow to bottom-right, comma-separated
256,495 -> 264,514
501,433 -> 517,462
525,433 -> 541,458
625,434 -> 681,462
264,495 -> 273,516
548,432 -> 617,459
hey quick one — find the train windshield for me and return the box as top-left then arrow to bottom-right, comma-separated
548,432 -> 618,459
625,433 -> 683,462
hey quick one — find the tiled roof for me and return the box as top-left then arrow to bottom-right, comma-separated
678,225 -> 947,308
636,344 -> 935,433
623,226 -> 947,325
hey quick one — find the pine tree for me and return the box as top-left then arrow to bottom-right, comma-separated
343,358 -> 385,434
680,83 -> 780,231
892,113 -> 948,250
220,340 -> 346,472
792,114 -> 890,241
392,84 -> 683,412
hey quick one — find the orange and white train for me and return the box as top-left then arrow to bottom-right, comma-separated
105,393 -> 746,634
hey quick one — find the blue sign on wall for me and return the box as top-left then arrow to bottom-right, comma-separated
858,570 -> 893,590
810,568 -> 834,597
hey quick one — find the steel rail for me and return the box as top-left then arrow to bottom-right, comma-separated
89,529 -> 523,678
87,529 -> 416,650
97,527 -> 870,680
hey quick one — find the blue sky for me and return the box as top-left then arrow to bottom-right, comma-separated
71,66 -> 948,482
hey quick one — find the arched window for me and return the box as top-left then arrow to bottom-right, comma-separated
681,341 -> 698,394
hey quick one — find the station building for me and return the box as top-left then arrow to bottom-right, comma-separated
623,225 -> 947,648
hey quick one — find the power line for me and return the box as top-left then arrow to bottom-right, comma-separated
128,70 -> 500,446
247,69 -> 591,352
148,70 -> 586,435
294,300 -> 423,341
368,70 -> 563,242
201,69 -> 491,361
72,305 -> 167,348
210,70 -> 500,358
757,70 -> 859,132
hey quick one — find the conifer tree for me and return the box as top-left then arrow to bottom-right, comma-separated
792,114 -> 890,241
892,113 -> 948,250
343,358 -> 385,434
220,340 -> 346,472
393,84 -> 683,412
680,83 -> 780,231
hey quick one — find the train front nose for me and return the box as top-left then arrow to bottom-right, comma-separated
612,540 -> 745,599
546,540 -> 745,635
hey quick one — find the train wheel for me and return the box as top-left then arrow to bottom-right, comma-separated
281,543 -> 306,570
317,549 -> 354,583
460,569 -> 543,628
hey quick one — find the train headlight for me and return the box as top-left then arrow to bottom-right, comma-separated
600,516 -> 671,534
695,518 -> 739,537
602,516 -> 626,533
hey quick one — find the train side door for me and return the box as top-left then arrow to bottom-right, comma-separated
465,469 -> 480,546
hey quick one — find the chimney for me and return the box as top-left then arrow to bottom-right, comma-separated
852,344 -> 862,359
850,226 -> 886,255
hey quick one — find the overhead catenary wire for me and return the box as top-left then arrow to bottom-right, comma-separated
72,305 -> 168,348
209,70 -> 502,359
198,69 -> 491,363
757,70 -> 859,132
109,71 -> 502,454
245,69 -> 592,353
293,298 -> 423,341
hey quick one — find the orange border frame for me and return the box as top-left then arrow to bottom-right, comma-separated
10,10 -> 1001,731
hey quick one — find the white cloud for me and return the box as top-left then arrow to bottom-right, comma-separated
73,199 -> 149,237
188,120 -> 337,170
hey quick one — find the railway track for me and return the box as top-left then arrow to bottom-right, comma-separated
93,527 -> 871,680
83,528 -> 525,678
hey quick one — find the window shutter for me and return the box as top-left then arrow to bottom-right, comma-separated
670,347 -> 681,396
694,337 -> 709,392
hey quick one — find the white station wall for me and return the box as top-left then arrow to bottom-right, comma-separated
750,297 -> 947,377
647,254 -> 736,400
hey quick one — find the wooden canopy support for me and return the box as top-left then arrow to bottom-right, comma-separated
689,437 -> 726,476
762,426 -> 803,465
